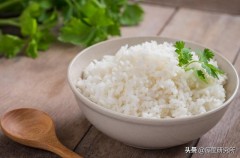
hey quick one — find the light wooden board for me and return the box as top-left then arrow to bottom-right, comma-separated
75,126 -> 197,158
161,8 -> 240,62
0,44 -> 90,158
144,0 -> 240,14
235,50 -> 240,73
191,51 -> 240,158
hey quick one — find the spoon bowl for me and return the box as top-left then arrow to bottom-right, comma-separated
0,108 -> 82,158
1,108 -> 53,140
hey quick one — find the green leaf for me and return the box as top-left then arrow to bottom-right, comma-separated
174,41 -> 185,49
103,0 -> 127,22
177,47 -> 192,66
0,0 -> 144,59
107,23 -> 121,36
80,0 -> 100,18
174,41 -> 185,54
206,63 -> 224,74
35,30 -> 54,51
202,63 -> 224,79
38,10 -> 58,28
203,49 -> 214,60
174,41 -> 225,82
120,4 -> 144,26
26,39 -> 38,58
87,9 -> 114,26
38,0 -> 52,9
20,3 -> 40,36
196,70 -> 207,82
182,48 -> 192,61
198,48 -> 214,63
103,0 -> 127,7
23,1 -> 42,18
60,0 -> 75,21
80,1 -> 113,27
58,17 -> 95,46
20,1 -> 52,36
0,34 -> 24,58
20,11 -> 38,36
202,63 -> 222,79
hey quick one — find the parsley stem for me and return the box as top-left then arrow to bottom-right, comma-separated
0,19 -> 20,27
183,60 -> 198,68
0,0 -> 21,10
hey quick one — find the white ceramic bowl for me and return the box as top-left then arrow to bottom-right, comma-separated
67,37 -> 239,149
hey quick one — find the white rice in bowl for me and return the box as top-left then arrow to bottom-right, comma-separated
76,41 -> 227,119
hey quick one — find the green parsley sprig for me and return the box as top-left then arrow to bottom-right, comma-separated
174,41 -> 224,82
0,0 -> 144,58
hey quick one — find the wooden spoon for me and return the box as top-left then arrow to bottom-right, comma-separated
0,108 -> 83,158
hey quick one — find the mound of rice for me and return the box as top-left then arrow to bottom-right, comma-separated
76,41 -> 227,118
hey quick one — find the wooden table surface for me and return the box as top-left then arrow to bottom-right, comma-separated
0,2 -> 240,158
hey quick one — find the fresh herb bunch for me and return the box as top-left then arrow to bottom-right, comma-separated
0,0 -> 144,58
174,41 -> 224,82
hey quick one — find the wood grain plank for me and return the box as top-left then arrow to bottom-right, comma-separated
75,126 -> 197,158
0,44 -> 91,158
161,8 -> 240,62
143,0 -> 240,14
234,49 -> 240,73
121,4 -> 176,36
191,51 -> 240,158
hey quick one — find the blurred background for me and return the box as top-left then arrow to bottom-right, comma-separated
142,0 -> 240,14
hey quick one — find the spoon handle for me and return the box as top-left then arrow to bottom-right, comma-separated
49,142 -> 83,158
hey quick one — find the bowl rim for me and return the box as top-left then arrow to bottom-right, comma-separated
67,36 -> 239,124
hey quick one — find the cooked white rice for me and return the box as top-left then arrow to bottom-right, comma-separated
76,41 -> 227,118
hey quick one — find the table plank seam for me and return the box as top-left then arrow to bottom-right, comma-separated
232,47 -> 240,65
188,139 -> 200,158
157,7 -> 179,36
73,125 -> 93,151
